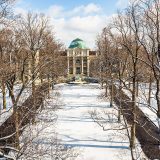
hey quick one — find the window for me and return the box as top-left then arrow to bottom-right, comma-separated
83,57 -> 87,64
76,59 -> 80,64
69,59 -> 73,64
69,68 -> 73,74
76,67 -> 81,74
83,67 -> 87,74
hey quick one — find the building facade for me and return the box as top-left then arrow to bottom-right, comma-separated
67,38 -> 96,77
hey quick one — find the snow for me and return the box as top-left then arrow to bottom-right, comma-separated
0,85 -> 31,110
0,85 -> 31,126
0,108 -> 12,126
5,83 -> 146,159
0,91 -> 12,110
123,83 -> 158,127
53,83 -> 141,160
137,84 -> 158,127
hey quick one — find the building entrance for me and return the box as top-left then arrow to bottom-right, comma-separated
76,67 -> 81,74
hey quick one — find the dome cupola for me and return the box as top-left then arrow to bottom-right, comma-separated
68,38 -> 88,49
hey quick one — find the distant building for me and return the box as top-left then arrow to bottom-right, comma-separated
66,38 -> 96,77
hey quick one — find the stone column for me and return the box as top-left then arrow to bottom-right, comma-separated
81,57 -> 83,75
87,57 -> 89,77
73,56 -> 76,76
67,57 -> 70,75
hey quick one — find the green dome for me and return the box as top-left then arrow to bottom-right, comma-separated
68,38 -> 88,49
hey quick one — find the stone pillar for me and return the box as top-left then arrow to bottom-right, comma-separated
87,57 -> 89,77
81,57 -> 83,75
67,57 -> 70,75
73,56 -> 76,76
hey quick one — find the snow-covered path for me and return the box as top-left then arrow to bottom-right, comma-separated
54,83 -> 132,160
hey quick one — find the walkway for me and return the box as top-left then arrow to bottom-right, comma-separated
54,83 -> 131,160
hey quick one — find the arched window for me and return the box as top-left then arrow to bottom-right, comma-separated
76,59 -> 80,64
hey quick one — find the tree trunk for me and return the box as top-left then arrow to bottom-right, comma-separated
14,109 -> 20,150
148,76 -> 152,105
47,74 -> 51,98
105,81 -> 108,97
130,146 -> 135,160
136,81 -> 139,97
118,80 -> 122,122
130,119 -> 136,149
51,76 -> 54,90
101,80 -> 104,89
40,76 -> 43,84
7,86 -> 20,149
130,70 -> 136,149
156,80 -> 160,133
110,77 -> 113,107
2,81 -> 6,109
31,55 -> 36,95
128,81 -> 131,89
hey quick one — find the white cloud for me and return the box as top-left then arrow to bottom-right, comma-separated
13,3 -> 112,49
14,7 -> 27,16
51,14 -> 116,49
51,16 -> 106,49
82,3 -> 101,14
45,3 -> 105,49
47,3 -> 102,18
47,5 -> 64,18
116,0 -> 129,9
65,16 -> 104,32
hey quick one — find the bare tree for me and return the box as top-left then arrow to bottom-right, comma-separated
135,0 -> 160,132
0,9 -> 74,159
92,1 -> 157,159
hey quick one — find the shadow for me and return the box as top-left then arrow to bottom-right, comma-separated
57,134 -> 130,150
63,143 -> 129,149
55,84 -> 101,94
58,115 -> 118,123
63,104 -> 110,109
32,140 -> 129,150
58,116 -> 94,123
62,94 -> 99,98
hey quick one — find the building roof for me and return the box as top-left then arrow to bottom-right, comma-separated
68,38 -> 88,49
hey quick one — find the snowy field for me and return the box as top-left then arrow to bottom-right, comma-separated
53,83 -> 142,160
123,83 -> 158,127
2,83 -> 146,159
0,85 -> 31,126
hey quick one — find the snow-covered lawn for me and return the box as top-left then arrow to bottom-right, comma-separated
0,108 -> 12,126
0,85 -> 32,125
53,83 -> 139,160
123,83 -> 158,127
5,83 -> 146,159
137,84 -> 158,127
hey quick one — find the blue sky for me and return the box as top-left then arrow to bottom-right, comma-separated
16,0 -> 125,15
14,0 -> 129,49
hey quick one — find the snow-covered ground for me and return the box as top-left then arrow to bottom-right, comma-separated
0,108 -> 12,126
54,83 -> 142,160
4,83 -> 146,159
123,83 -> 158,127
0,85 -> 32,109
0,85 -> 31,125
137,83 -> 158,127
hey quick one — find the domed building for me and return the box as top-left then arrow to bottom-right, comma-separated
67,38 -> 96,77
